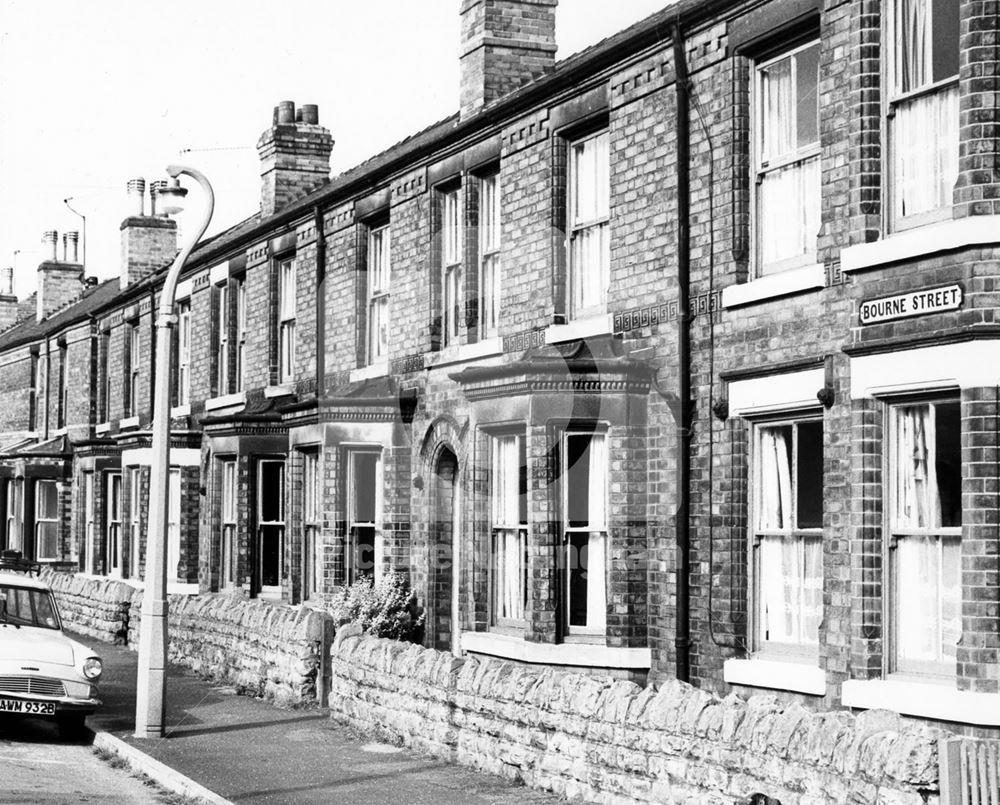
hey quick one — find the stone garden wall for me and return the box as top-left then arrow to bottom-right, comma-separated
44,571 -> 332,706
329,630 -> 943,805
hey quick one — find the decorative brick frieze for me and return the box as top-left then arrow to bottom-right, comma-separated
390,169 -> 427,206
501,109 -> 550,156
326,203 -> 355,233
610,53 -> 675,110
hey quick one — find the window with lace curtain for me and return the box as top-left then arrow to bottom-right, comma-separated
752,418 -> 823,657
366,224 -> 391,365
568,131 -> 610,319
563,431 -> 607,634
888,398 -> 961,676
490,433 -> 527,627
886,0 -> 959,228
441,186 -> 462,347
753,39 -> 820,277
277,258 -> 296,384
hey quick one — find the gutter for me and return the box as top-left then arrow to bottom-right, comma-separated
314,206 -> 326,400
672,21 -> 692,684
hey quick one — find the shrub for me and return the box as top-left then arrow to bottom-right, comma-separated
329,571 -> 423,642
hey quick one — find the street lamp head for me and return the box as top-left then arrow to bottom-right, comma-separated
155,178 -> 188,216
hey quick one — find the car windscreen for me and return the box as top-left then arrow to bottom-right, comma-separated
0,585 -> 60,630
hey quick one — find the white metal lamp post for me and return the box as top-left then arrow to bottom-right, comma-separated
134,165 -> 214,739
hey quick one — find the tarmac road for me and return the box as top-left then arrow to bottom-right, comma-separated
0,715 -> 177,804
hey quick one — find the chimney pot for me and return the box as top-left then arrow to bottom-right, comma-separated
149,180 -> 168,216
63,231 -> 79,263
1,267 -> 13,296
276,101 -> 295,124
42,231 -> 59,262
301,104 -> 319,125
126,178 -> 146,217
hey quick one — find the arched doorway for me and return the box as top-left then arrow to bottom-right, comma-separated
429,447 -> 458,652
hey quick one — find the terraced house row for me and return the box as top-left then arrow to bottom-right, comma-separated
1,0 -> 999,733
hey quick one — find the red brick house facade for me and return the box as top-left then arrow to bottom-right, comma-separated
0,0 -> 998,732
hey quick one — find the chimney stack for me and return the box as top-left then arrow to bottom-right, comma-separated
120,177 -> 177,289
459,0 -> 557,119
37,228 -> 83,322
0,268 -> 17,332
257,100 -> 334,217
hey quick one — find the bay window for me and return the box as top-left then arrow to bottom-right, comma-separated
5,478 -> 21,553
889,398 -> 961,676
563,431 -> 607,633
83,472 -> 96,574
478,172 -> 501,338
347,449 -> 382,584
754,39 -> 820,275
128,467 -> 142,579
35,480 -> 59,561
302,451 -> 322,598
442,187 -> 462,347
220,460 -> 237,588
278,258 -> 296,384
752,419 -> 823,656
568,131 -> 610,319
491,433 -> 527,626
367,225 -> 391,365
167,469 -> 181,581
887,0 -> 959,226
105,472 -> 122,577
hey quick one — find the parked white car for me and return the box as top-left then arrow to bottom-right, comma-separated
0,553 -> 102,738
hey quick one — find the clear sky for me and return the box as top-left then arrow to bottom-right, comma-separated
0,1 -> 672,298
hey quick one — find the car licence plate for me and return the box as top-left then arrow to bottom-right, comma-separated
0,698 -> 56,715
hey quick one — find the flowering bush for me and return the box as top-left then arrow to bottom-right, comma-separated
329,571 -> 423,642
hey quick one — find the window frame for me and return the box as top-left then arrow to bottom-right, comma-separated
885,394 -> 963,679
301,449 -> 322,599
34,479 -> 59,562
345,446 -> 383,585
277,257 -> 296,385
235,276 -> 247,393
366,224 -> 391,366
567,129 -> 610,321
99,331 -> 111,424
883,0 -> 960,232
127,322 -> 141,418
750,36 -> 822,278
478,170 -> 501,339
105,471 -> 122,578
440,185 -> 463,347
128,467 -> 142,579
219,458 -> 238,589
560,428 -> 609,636
256,458 -> 285,598
489,430 -> 528,630
176,300 -> 191,406
214,282 -> 229,396
83,471 -> 96,574
749,414 -> 824,660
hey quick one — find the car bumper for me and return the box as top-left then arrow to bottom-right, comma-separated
0,690 -> 101,715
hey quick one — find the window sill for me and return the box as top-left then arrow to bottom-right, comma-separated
841,678 -> 1000,726
724,658 -> 826,696
170,404 -> 191,418
721,264 -> 826,309
350,361 -> 389,383
95,422 -> 111,435
90,576 -> 199,596
118,416 -> 140,430
205,391 -> 246,412
264,385 -> 294,399
544,313 -> 613,345
460,631 -> 651,669
425,337 -> 503,370
841,215 -> 1000,274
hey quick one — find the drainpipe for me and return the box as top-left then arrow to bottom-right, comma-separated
672,22 -> 692,684
314,206 -> 326,398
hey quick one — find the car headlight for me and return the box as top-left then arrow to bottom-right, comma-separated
82,657 -> 102,680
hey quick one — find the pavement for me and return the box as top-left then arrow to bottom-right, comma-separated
76,632 -> 562,805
